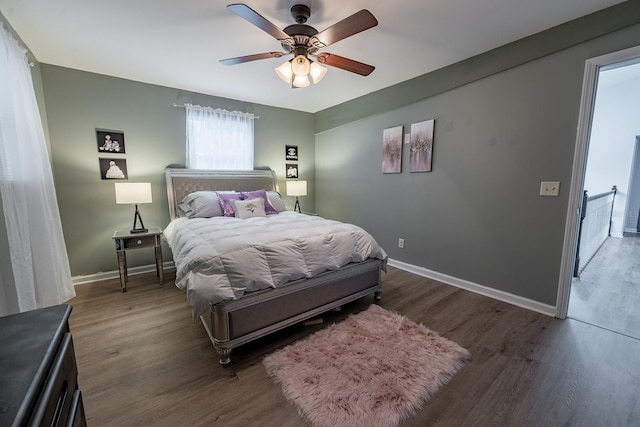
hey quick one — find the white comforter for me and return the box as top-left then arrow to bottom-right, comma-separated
164,212 -> 388,319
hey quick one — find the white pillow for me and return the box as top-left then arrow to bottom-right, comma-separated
231,198 -> 267,219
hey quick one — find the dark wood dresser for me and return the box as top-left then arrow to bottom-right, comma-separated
0,304 -> 86,426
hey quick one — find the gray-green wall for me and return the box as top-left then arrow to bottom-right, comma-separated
40,66 -> 314,276
314,3 -> 640,306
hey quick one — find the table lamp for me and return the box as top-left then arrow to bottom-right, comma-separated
115,182 -> 152,233
286,180 -> 307,213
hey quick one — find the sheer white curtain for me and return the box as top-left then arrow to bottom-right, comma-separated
185,104 -> 255,169
0,26 -> 75,316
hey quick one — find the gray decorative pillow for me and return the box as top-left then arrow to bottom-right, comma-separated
181,191 -> 234,218
266,191 -> 287,213
231,198 -> 266,219
177,203 -> 192,217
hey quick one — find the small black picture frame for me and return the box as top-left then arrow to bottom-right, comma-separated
285,145 -> 298,161
97,129 -> 126,153
286,164 -> 299,179
99,158 -> 128,180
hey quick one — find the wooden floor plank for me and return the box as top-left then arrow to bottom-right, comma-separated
569,234 -> 640,339
68,267 -> 640,426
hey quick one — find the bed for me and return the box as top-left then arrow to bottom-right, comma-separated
164,167 -> 387,365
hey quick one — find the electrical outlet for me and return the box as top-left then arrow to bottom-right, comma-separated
398,238 -> 404,248
540,181 -> 560,197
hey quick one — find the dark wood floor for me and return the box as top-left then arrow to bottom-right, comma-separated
68,267 -> 640,426
569,234 -> 640,339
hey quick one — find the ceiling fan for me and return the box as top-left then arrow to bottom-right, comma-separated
219,3 -> 378,88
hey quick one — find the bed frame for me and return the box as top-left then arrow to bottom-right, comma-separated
165,168 -> 383,365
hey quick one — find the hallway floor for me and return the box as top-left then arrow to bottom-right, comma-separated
568,234 -> 640,339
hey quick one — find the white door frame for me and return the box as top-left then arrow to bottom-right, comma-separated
556,45 -> 640,319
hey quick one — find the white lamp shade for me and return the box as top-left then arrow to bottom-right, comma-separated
286,180 -> 307,196
291,55 -> 311,76
309,61 -> 327,84
115,182 -> 152,204
292,74 -> 310,88
275,61 -> 293,83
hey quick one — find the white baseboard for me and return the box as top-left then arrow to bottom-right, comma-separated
387,258 -> 557,317
72,261 -> 175,286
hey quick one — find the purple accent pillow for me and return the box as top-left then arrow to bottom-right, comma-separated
241,189 -> 278,215
217,192 -> 245,217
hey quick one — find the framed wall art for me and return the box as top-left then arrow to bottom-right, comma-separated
286,163 -> 299,179
382,125 -> 403,173
285,145 -> 298,161
96,129 -> 125,153
99,158 -> 128,180
409,119 -> 435,172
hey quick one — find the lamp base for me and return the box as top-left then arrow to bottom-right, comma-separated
294,198 -> 301,213
131,204 -> 147,234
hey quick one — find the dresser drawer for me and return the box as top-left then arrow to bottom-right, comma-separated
30,333 -> 78,426
122,235 -> 157,248
67,389 -> 86,427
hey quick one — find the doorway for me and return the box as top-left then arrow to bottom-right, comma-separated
557,45 -> 640,325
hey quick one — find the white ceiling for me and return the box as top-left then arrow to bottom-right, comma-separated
0,0 -> 627,113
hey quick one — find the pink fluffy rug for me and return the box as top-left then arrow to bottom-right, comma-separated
263,304 -> 471,427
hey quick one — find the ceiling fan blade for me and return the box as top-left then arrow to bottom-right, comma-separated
315,53 -> 375,76
220,52 -> 288,65
311,10 -> 378,48
227,4 -> 291,42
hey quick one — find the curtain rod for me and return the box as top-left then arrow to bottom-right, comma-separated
172,103 -> 259,119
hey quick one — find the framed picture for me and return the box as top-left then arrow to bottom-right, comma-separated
286,164 -> 299,179
96,129 -> 125,153
409,119 -> 435,172
99,158 -> 128,180
285,145 -> 298,161
382,125 -> 403,173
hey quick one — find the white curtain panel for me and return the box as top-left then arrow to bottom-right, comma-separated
0,26 -> 75,316
185,104 -> 255,170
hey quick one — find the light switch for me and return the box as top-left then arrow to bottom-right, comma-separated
540,181 -> 560,196
404,134 -> 410,144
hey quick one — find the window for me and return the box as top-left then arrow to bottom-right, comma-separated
185,104 -> 255,170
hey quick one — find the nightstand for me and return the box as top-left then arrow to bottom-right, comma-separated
112,227 -> 164,292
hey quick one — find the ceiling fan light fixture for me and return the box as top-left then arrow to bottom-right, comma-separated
291,54 -> 311,76
275,60 -> 293,83
276,56 -> 325,88
309,61 -> 327,84
222,5 -> 378,87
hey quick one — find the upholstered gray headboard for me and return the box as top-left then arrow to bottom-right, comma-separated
165,168 -> 279,219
